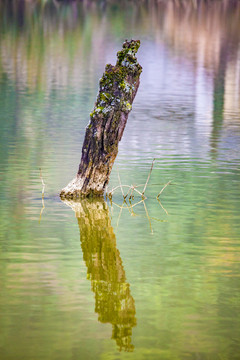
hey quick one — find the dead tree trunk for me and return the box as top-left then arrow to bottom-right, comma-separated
60,40 -> 142,199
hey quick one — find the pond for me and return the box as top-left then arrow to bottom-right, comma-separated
0,1 -> 240,359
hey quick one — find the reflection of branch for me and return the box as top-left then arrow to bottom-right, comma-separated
116,200 -> 124,229
142,158 -> 155,195
117,168 -> 125,198
157,180 -> 173,198
111,199 -> 145,210
39,194 -> 45,224
39,168 -> 45,195
106,160 -> 172,229
39,168 -> 45,223
107,161 -> 173,206
157,198 -> 169,216
143,200 -> 153,234
111,198 -> 166,231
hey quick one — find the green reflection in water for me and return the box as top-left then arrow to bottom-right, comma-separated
63,198 -> 136,352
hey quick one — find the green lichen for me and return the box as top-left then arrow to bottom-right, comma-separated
124,102 -> 132,111
116,39 -> 140,66
89,40 -> 141,120
100,92 -> 111,102
120,100 -> 132,112
119,80 -> 135,96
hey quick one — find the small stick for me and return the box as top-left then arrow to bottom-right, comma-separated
109,184 -> 146,199
143,200 -> 153,234
110,184 -> 131,194
39,168 -> 45,223
39,196 -> 45,224
116,200 -> 124,228
134,187 -> 146,198
111,199 -> 145,209
142,158 -> 155,195
129,185 -> 135,200
124,199 -> 132,214
156,180 -> 173,198
128,197 -> 136,216
117,168 -> 125,198
124,185 -> 133,199
40,167 -> 45,192
157,198 -> 169,215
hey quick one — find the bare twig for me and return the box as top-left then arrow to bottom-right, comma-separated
157,180 -> 173,198
124,185 -> 133,199
112,198 -> 167,229
39,167 -> 45,194
134,187 -> 146,198
108,184 -> 146,199
110,184 -> 131,194
143,200 -> 153,234
39,196 -> 45,224
116,199 -> 125,228
129,185 -> 135,200
117,168 -> 125,198
111,199 -> 145,209
39,168 -> 45,223
142,158 -> 155,195
128,197 -> 137,216
157,198 -> 169,215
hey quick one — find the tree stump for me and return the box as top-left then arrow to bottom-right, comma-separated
60,39 -> 142,199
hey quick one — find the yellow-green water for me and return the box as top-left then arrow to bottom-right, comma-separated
0,1 -> 240,359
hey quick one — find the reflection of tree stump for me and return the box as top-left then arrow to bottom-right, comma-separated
62,198 -> 136,352
60,40 -> 142,199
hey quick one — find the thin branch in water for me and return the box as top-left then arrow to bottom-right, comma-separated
129,185 -> 135,200
39,167 -> 45,194
113,196 -> 132,214
39,196 -> 45,224
117,168 -> 125,198
133,186 -> 146,198
111,198 -> 167,229
125,199 -> 133,215
128,197 -> 137,216
110,184 -> 131,194
157,180 -> 173,198
111,199 -> 145,209
157,198 -> 169,215
116,199 -> 124,229
142,158 -> 155,195
143,200 -> 153,234
124,185 -> 133,199
108,184 -> 146,199
39,168 -> 45,223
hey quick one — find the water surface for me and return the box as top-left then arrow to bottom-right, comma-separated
0,1 -> 240,359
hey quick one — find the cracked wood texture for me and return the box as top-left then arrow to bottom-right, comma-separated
60,39 -> 142,199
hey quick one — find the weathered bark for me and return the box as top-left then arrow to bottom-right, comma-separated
62,198 -> 137,352
60,39 -> 142,199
